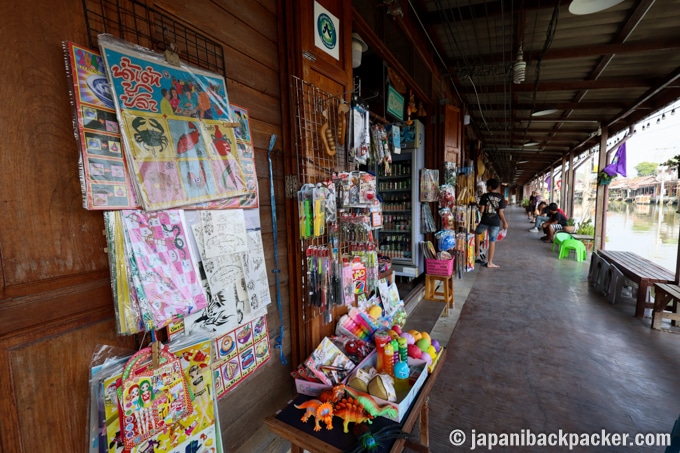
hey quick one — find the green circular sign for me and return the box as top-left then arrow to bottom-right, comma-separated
317,13 -> 336,50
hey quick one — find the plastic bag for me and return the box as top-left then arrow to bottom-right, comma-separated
435,230 -> 457,252
497,228 -> 507,242
439,207 -> 454,230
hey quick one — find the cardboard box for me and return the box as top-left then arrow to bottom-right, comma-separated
346,351 -> 429,423
295,348 -> 376,397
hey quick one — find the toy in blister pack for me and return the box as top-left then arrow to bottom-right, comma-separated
324,180 -> 337,224
349,171 -> 361,206
313,184 -> 326,237
443,161 -> 457,186
359,172 -> 377,206
298,184 -> 314,239
117,345 -> 193,449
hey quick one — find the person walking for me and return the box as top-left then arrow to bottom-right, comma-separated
475,178 -> 508,268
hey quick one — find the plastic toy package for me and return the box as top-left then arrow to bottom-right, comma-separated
439,207 -> 455,230
435,230 -> 457,252
438,184 -> 456,210
419,169 -> 440,202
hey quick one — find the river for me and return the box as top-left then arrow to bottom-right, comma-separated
576,200 -> 680,273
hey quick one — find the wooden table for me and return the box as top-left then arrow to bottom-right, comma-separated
265,348 -> 446,453
598,250 -> 675,318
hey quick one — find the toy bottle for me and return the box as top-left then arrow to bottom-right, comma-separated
397,337 -> 408,362
373,330 -> 390,373
383,342 -> 394,377
393,361 -> 410,399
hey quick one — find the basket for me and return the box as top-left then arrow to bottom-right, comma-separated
425,258 -> 454,276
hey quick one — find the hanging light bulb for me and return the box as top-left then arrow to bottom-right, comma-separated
657,118 -> 661,124
513,44 -> 526,84
672,109 -> 676,116
662,113 -> 666,120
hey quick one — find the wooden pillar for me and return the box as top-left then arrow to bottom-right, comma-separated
595,128 -> 609,251
568,150 -> 575,217
561,155 -> 567,213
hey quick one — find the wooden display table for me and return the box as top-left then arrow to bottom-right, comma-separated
265,348 -> 447,453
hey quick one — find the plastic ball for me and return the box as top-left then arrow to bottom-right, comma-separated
431,339 -> 441,353
416,338 -> 431,352
408,330 -> 422,342
391,325 -> 402,335
420,353 -> 433,366
387,329 -> 399,340
427,345 -> 437,359
400,332 -> 415,345
420,332 -> 431,343
368,305 -> 383,319
407,344 -> 422,359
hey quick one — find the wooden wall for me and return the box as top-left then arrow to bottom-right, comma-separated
0,0 -> 293,452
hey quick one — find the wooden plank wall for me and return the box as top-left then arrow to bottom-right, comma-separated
0,0 -> 293,452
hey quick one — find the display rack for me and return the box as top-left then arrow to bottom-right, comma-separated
83,0 -> 225,75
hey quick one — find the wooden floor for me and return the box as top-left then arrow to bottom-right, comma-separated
421,206 -> 680,452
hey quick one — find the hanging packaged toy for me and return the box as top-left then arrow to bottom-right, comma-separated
435,230 -> 457,252
117,344 -> 193,449
419,169 -> 439,202
438,184 -> 456,210
439,207 -> 455,230
313,184 -> 326,237
298,184 -> 314,239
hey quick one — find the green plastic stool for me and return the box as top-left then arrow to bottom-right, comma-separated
552,231 -> 573,252
559,239 -> 587,262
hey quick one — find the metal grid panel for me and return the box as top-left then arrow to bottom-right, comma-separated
83,0 -> 225,76
291,76 -> 354,324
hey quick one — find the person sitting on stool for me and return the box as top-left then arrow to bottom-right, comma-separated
540,202 -> 568,243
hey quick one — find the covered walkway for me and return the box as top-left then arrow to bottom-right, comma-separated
417,206 -> 680,452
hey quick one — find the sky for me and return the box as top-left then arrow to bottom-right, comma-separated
614,98 -> 680,175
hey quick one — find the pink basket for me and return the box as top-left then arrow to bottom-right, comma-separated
425,258 -> 454,276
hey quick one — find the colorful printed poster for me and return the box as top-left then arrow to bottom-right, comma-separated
121,210 -> 207,329
63,41 -> 139,209
241,231 -> 272,313
101,338 -> 222,453
98,35 -> 255,211
213,315 -> 270,398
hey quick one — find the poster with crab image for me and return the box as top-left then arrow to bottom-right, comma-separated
98,34 -> 254,211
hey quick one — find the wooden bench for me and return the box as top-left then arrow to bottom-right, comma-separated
651,283 -> 680,330
598,250 -> 675,319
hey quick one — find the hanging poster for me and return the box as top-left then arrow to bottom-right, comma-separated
63,41 -> 139,209
313,1 -> 340,60
98,34 -> 255,211
121,209 -> 208,330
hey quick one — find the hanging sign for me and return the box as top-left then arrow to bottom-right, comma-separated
387,85 -> 405,121
314,1 -> 340,60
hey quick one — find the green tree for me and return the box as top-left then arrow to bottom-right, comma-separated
635,161 -> 658,176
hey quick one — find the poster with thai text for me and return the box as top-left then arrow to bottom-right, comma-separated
99,34 -> 257,211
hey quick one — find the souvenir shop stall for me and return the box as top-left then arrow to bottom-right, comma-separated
260,66 -> 455,450
66,34 -> 277,452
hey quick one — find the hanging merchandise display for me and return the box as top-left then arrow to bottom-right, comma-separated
443,162 -> 457,186
98,34 -> 258,211
419,169 -> 439,202
90,337 -> 223,453
438,184 -> 456,211
351,105 -> 370,165
420,203 -> 436,234
64,42 -> 139,210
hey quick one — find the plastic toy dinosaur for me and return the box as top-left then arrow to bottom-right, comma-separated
294,399 -> 334,431
333,397 -> 374,433
343,386 -> 399,419
319,383 -> 346,404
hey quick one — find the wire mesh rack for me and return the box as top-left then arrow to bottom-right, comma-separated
291,76 -> 356,325
82,0 -> 225,76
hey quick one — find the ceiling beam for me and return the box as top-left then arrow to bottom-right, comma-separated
421,0 -> 569,25
459,78 -> 651,94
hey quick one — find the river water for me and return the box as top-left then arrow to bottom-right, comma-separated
576,200 -> 680,273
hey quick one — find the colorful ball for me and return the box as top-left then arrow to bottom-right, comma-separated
391,325 -> 402,335
400,332 -> 415,345
420,353 -> 433,366
408,330 -> 423,342
431,339 -> 441,352
416,338 -> 431,352
420,332 -> 431,343
427,345 -> 437,359
407,344 -> 422,359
